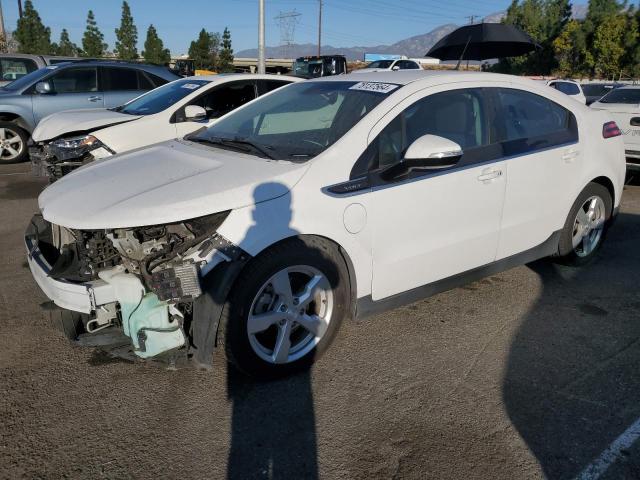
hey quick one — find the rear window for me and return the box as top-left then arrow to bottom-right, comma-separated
582,84 -> 615,97
599,88 -> 640,104
0,57 -> 38,82
551,81 -> 580,95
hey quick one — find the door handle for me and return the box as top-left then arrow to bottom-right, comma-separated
477,168 -> 503,183
562,148 -> 579,163
88,95 -> 102,102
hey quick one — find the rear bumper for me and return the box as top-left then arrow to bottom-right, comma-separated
25,217 -> 116,313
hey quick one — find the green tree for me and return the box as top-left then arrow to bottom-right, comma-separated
53,29 -> 79,56
114,1 -> 138,60
82,10 -> 107,57
592,13 -> 635,78
188,29 -> 220,70
217,27 -> 234,72
14,0 -> 52,54
142,24 -> 170,65
553,19 -> 584,76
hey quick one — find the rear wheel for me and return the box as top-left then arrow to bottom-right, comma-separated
556,183 -> 612,266
219,237 -> 350,379
0,122 -> 28,164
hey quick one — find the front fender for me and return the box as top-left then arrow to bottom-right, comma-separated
0,102 -> 35,132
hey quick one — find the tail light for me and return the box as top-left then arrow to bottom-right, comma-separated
603,121 -> 621,138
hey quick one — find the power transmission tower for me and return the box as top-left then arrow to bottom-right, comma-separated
466,15 -> 478,24
274,9 -> 301,59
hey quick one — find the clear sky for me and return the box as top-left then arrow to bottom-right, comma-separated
2,0 -> 520,55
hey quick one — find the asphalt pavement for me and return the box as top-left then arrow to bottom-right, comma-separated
2,163 -> 640,479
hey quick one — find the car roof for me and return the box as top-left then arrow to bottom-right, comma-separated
49,60 -> 179,81
182,73 -> 301,83
308,70 -> 520,86
618,85 -> 640,90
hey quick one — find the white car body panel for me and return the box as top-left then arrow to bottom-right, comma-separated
32,108 -> 140,141
35,70 -> 626,309
39,139 -> 310,230
592,93 -> 640,161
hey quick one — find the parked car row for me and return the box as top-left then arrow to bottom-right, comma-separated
21,69 -> 626,379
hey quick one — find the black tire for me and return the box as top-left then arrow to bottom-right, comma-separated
0,121 -> 29,164
556,182 -> 613,266
50,309 -> 88,341
219,236 -> 351,379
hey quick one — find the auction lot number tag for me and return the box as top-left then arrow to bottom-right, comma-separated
349,82 -> 399,94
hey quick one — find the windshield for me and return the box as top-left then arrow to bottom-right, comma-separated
190,81 -> 396,161
117,79 -> 209,115
1,66 -> 54,91
367,60 -> 394,69
599,88 -> 640,104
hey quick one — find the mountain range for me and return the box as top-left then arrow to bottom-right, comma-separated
236,3 -> 589,61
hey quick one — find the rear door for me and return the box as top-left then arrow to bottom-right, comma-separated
493,87 -> 581,260
31,66 -> 102,122
100,66 -> 158,108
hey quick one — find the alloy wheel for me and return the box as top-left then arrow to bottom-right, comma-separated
247,265 -> 333,364
571,195 -> 606,257
0,127 -> 23,161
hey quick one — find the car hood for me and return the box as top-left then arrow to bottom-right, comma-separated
32,108 -> 141,142
38,139 -> 310,230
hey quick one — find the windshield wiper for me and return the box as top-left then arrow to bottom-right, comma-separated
190,136 -> 274,159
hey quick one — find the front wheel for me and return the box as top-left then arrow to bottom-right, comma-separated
219,237 -> 351,379
0,122 -> 29,164
556,182 -> 613,266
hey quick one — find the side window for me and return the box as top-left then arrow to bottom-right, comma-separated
190,81 -> 257,119
0,58 -> 38,81
145,72 -> 169,88
257,79 -> 291,96
497,88 -> 574,141
137,71 -> 155,90
102,67 -> 138,91
50,67 -> 98,93
398,60 -> 420,70
364,88 -> 490,172
496,88 -> 577,154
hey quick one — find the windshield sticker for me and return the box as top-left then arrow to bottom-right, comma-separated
349,82 -> 399,94
181,83 -> 202,90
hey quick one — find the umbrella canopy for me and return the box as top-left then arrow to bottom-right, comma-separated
426,23 -> 540,62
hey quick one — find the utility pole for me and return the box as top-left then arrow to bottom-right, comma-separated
0,1 -> 5,53
317,0 -> 323,57
258,0 -> 265,74
466,15 -> 478,24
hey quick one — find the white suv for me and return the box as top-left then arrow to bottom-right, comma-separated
26,71 -> 625,378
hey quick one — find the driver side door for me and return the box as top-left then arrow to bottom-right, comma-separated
366,86 -> 507,301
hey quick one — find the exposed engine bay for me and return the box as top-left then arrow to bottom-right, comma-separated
29,210 -> 244,363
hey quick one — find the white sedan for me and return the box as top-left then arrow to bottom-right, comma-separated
353,58 -> 422,74
547,79 -> 587,104
27,71 -> 625,378
29,73 -> 301,180
591,85 -> 640,170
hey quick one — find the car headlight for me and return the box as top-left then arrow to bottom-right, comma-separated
52,134 -> 101,150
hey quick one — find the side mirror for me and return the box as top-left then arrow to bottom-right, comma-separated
391,65 -> 400,71
35,81 -> 52,94
381,134 -> 462,181
184,105 -> 207,122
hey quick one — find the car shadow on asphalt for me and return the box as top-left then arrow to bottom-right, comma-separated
225,182 -> 324,480
503,211 -> 640,479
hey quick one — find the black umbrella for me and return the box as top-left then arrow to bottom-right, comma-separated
426,23 -> 540,68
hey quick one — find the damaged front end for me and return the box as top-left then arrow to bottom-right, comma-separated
30,135 -> 114,182
26,211 -> 249,366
